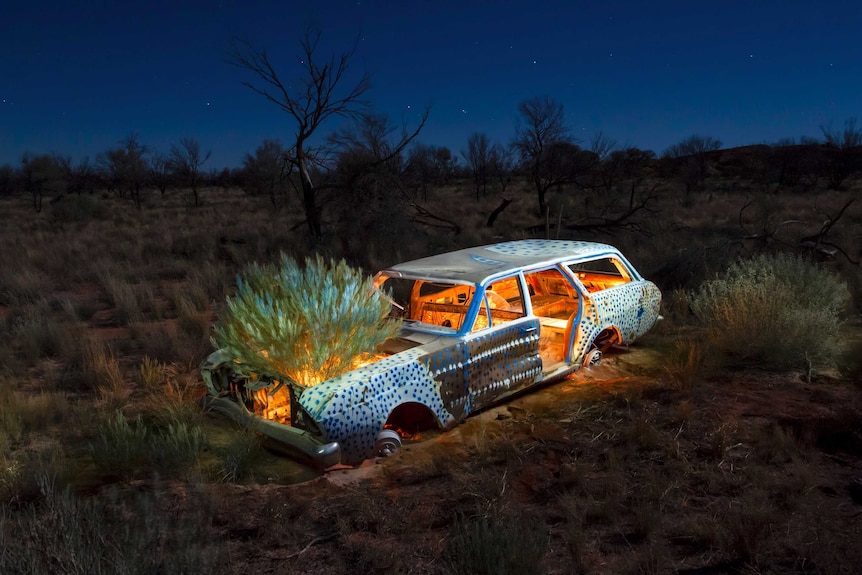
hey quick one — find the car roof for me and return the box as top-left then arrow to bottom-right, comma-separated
382,239 -> 621,284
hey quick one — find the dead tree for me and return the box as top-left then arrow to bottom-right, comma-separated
231,29 -> 371,237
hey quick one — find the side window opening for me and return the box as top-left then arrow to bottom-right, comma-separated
471,275 -> 525,331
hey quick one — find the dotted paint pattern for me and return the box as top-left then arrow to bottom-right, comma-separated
590,282 -> 662,342
486,239 -> 616,259
463,320 -> 542,411
299,349 -> 455,464
296,321 -> 543,464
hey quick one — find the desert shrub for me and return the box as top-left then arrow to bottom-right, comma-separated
49,193 -> 106,223
690,252 -> 849,370
212,254 -> 400,386
446,512 -> 547,575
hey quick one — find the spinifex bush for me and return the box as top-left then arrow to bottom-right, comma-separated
212,254 -> 400,386
690,252 -> 849,370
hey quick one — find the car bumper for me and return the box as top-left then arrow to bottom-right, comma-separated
200,394 -> 342,468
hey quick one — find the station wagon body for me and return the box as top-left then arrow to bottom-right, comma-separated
201,240 -> 662,467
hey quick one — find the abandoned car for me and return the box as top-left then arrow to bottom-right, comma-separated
201,239 -> 662,466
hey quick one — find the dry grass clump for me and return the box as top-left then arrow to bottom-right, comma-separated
99,272 -> 143,325
0,265 -> 52,306
8,301 -> 81,365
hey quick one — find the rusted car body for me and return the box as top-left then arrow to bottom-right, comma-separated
201,240 -> 662,466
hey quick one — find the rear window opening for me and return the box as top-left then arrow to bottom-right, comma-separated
567,257 -> 633,293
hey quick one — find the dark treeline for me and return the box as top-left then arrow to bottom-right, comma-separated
2,117 -> 860,218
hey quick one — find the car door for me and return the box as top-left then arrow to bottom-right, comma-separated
462,274 -> 542,414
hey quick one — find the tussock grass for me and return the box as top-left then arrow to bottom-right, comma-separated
0,266 -> 52,306
99,273 -> 142,324
0,484 -> 227,574
89,409 -> 205,479
216,427 -> 264,483
0,390 -> 71,438
10,302 -> 80,364
137,355 -> 165,390
84,338 -> 125,401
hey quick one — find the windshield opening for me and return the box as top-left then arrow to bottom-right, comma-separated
375,275 -> 476,332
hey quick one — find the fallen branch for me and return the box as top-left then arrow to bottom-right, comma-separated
486,197 -> 512,227
284,533 -> 337,560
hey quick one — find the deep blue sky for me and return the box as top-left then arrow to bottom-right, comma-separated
2,0 -> 860,169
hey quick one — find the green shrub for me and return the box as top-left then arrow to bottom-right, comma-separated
212,254 -> 400,386
690,252 -> 849,370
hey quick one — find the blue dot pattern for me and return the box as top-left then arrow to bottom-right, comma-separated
298,348 -> 456,464
485,239 -> 616,259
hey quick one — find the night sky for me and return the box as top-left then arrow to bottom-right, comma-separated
2,0 -> 860,169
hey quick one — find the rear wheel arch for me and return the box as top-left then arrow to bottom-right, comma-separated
593,327 -> 621,352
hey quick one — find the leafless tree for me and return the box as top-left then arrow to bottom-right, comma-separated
820,118 -> 862,189
488,143 -> 515,196
99,133 -> 148,208
512,95 -> 574,214
461,132 -> 490,200
230,29 -> 372,237
242,139 -> 291,209
0,164 -> 15,197
662,134 -> 721,194
170,137 -> 211,207
590,131 -> 617,162
327,110 -> 434,262
405,143 -> 453,199
149,153 -> 171,196
20,153 -> 65,212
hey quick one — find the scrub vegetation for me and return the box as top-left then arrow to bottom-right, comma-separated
1,99 -> 862,572
691,252 -> 850,370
